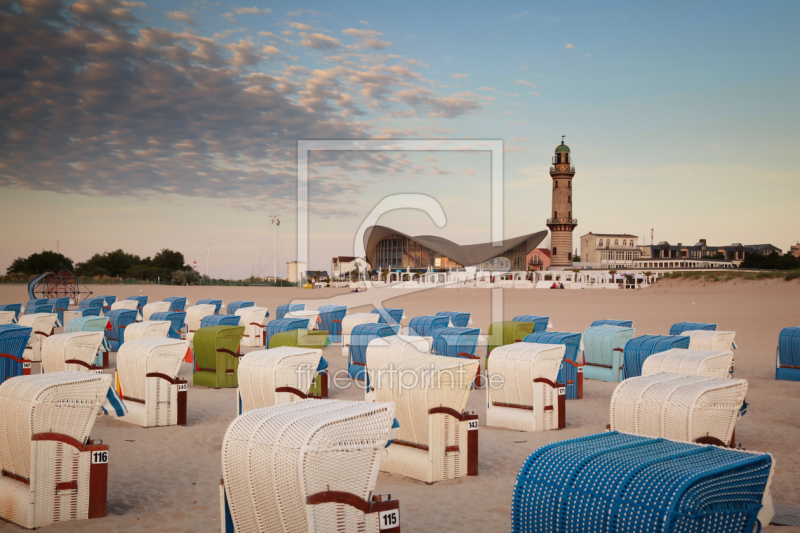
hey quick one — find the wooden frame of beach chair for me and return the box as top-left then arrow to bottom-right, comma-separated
582,325 -> 635,382
0,311 -> 16,326
275,303 -> 304,319
523,331 -> 584,400
435,311 -> 471,328
669,322 -> 717,335
0,325 -> 34,382
487,321 -> 538,356
184,304 -> 217,344
123,320 -> 172,341
622,334 -> 691,379
220,400 -> 401,533
18,313 -> 59,374
266,330 -> 330,398
317,304 -> 347,343
196,299 -> 223,314
164,297 -> 187,312
192,325 -> 245,389
237,347 -> 323,413
341,313 -> 380,358
364,335 -> 432,401
0,304 -> 22,321
511,431 -> 774,533
429,327 -> 486,387
41,331 -> 106,374
0,372 -> 112,529
348,323 -> 400,380
104,309 -> 138,352
141,301 -> 171,321
149,311 -> 186,339
776,326 -> 800,381
641,348 -> 734,378
408,315 -> 450,337
486,343 -> 566,432
66,316 -> 111,368
234,307 -> 269,347
116,338 -> 188,427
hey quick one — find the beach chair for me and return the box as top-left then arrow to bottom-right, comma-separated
0,311 -> 16,326
511,431 -> 774,533
0,304 -> 22,321
185,304 -> 216,343
285,309 -> 321,329
436,311 -> 471,328
24,302 -> 54,316
41,331 -> 106,374
776,326 -> 800,381
611,372 -> 747,448
141,301 -> 171,321
623,334 -> 691,378
682,329 -> 737,351
275,302 -> 304,319
200,314 -> 241,328
513,315 -> 550,332
18,313 -> 59,374
164,296 -> 187,312
265,318 -> 309,347
408,315 -> 450,337
197,299 -> 223,314
341,313 -> 380,358
220,400 -> 401,533
0,325 -> 33,382
66,316 -> 111,368
105,309 -> 138,352
642,348 -> 734,378
487,320 -> 538,355
375,354 -> 478,483
110,299 -> 140,321
192,325 -> 244,389
62,307 -> 101,329
123,320 -> 172,341
125,295 -> 148,314
149,311 -> 185,339
371,308 -> 404,327
267,331 -> 330,398
348,323 -> 400,380
0,372 -> 112,529
364,335 -> 432,401
233,307 -> 269,347
78,297 -> 105,316
226,301 -> 254,315
486,343 -> 566,431
591,319 -> 633,327
116,338 -> 188,427
48,297 -> 71,326
429,327 -> 486,387
318,304 -> 347,343
582,325 -> 635,382
670,322 -> 717,335
237,347 -> 323,413
98,295 -> 116,315
524,331 -> 583,400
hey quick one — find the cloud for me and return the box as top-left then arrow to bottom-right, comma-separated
300,32 -> 345,50
120,1 -> 146,7
234,7 -> 272,15
359,20 -> 369,25
478,86 -> 494,91
287,21 -> 313,30
167,10 -> 197,25
566,43 -> 576,49
342,28 -> 391,50
513,80 -> 536,87
490,11 -> 531,24
450,73 -> 468,79
529,91 -> 541,96
585,53 -> 592,58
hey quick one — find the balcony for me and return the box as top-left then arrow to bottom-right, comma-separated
550,166 -> 576,174
546,218 -> 578,225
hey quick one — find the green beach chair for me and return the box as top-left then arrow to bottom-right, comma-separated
193,325 -> 245,388
487,320 -> 538,356
268,330 -> 330,397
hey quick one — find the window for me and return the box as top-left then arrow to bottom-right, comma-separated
554,211 -> 558,219
553,247 -> 557,256
568,181 -> 571,188
554,181 -> 558,188
598,239 -> 603,246
568,252 -> 572,260
568,195 -> 571,203
568,211 -> 571,219
615,240 -> 619,245
623,240 -> 627,246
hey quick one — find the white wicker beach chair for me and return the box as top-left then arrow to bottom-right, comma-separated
62,310 -> 87,329
0,372 -> 112,529
185,304 -> 216,344
641,348 -> 734,378
375,354 -> 479,483
486,343 -> 566,432
364,335 -> 432,402
285,309 -> 321,330
341,312 -> 380,357
610,372 -> 747,447
220,399 -> 401,533
141,301 -> 171,321
110,300 -> 139,312
237,347 -> 322,413
122,320 -> 172,342
0,311 -> 15,326
681,329 -> 736,351
18,313 -> 59,374
41,332 -> 106,374
116,338 -> 188,427
235,307 -> 269,347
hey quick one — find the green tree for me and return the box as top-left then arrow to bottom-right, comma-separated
76,249 -> 144,277
740,251 -> 799,270
151,249 -> 187,271
7,251 -> 74,274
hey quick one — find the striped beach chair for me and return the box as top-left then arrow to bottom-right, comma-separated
125,295 -> 148,315
266,331 -> 330,398
408,315 -> 449,337
371,307 -> 404,326
66,316 -> 111,368
237,347 -> 324,413
123,320 -> 172,341
682,329 -> 737,352
41,331 -> 106,373
264,318 -> 309,347
192,325 -> 244,389
341,313 -> 380,358
670,322 -> 717,335
0,324 -> 33,381
524,331 -> 583,399
513,315 -> 550,332
105,309 -> 138,351
109,299 -> 139,320
141,301 -> 171,321
24,300 -> 54,316
226,301 -> 253,315
164,296 -> 187,312
18,313 -> 59,373
348,323 -> 400,379
184,304 -> 216,343
318,304 -> 347,343
591,319 -> 633,328
78,297 -> 105,315
196,299 -> 223,314
0,304 -> 22,321
623,334 -> 691,378
275,303 -> 304,319
436,311 -> 471,328
364,335 -> 432,401
776,326 -> 800,381
583,325 -> 635,382
511,431 -> 774,533
48,297 -> 70,325
488,320 -> 538,355
430,327 -> 485,387
235,307 -> 269,347
149,311 -> 185,339
642,348 -> 734,379
200,314 -> 240,328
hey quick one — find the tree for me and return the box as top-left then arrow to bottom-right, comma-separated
572,255 -> 581,263
701,253 -> 724,260
7,251 -> 74,275
740,251 -> 799,270
609,269 -> 618,282
350,268 -> 359,281
76,249 -> 144,277
172,269 -> 201,285
151,249 -> 187,271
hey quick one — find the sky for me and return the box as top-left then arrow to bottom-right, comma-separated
1,0 -> 799,278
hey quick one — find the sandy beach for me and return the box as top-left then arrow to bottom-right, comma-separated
1,279 -> 798,532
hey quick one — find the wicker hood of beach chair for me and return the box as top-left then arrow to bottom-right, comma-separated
24,299 -> 50,315
184,304 -> 217,343
340,312 -> 381,357
41,331 -> 105,373
116,338 -> 188,427
348,323 -> 400,380
371,307 -> 404,325
264,317 -> 310,347
268,329 -> 329,349
141,301 -> 171,321
0,303 -> 23,321
776,326 -> 800,381
226,301 -> 254,315
623,334 -> 691,379
164,296 -> 187,312
123,320 -> 172,342
200,314 -> 241,329
97,295 -> 116,314
681,329 -> 737,352
220,399 -> 400,533
642,347 -> 734,378
435,311 -> 471,328
110,299 -> 139,316
364,335 -> 432,401
487,321 -> 538,354
234,307 -> 269,347
0,310 -> 16,326
0,372 -> 112,529
317,304 -> 347,343
125,295 -> 148,312
18,312 -> 59,368
275,302 -> 304,319
62,307 -> 101,329
512,315 -> 550,332
149,311 -> 185,339
0,324 -> 34,382
196,299 -> 223,314
192,325 -> 244,389
66,316 -> 111,367
47,297 -> 70,325
104,309 -> 138,352
582,325 -> 635,382
237,347 -> 322,412
511,431 -> 774,533
669,321 -> 717,335
590,318 -> 634,327
524,331 -> 583,400
408,315 -> 450,337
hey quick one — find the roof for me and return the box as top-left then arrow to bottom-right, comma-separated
555,140 -> 570,153
584,233 -> 637,238
333,256 -> 357,263
364,225 -> 548,268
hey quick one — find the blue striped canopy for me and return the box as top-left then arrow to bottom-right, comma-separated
348,323 -> 400,379
318,305 -> 347,343
371,308 -> 403,325
0,324 -> 33,382
98,295 -> 116,313
48,297 -> 70,325
777,326 -> 800,381
26,303 -> 54,315
105,309 -> 138,351
409,315 -> 450,337
276,303 -> 304,319
669,322 -> 717,335
524,331 -> 582,400
513,315 -> 549,332
126,295 -> 148,310
623,334 -> 691,378
164,297 -> 187,312
79,297 -> 105,310
227,301 -> 254,315
66,316 -> 109,333
435,311 -> 470,328
431,327 -> 480,358
150,311 -> 186,339
0,304 -> 22,320
197,299 -> 223,314
591,319 -> 633,328
265,318 -> 309,346
201,314 -> 241,328
511,431 -> 772,533
583,325 -> 635,382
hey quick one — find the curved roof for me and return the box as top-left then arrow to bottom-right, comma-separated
364,225 -> 548,268
555,141 -> 570,153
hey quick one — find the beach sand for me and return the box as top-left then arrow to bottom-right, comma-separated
0,279 -> 798,532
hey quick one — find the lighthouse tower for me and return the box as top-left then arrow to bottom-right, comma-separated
546,137 -> 577,267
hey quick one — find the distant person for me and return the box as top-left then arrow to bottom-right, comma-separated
551,282 -> 557,289
559,283 -> 565,289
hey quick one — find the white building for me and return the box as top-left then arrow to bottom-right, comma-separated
286,261 -> 307,284
331,256 -> 371,281
580,232 -> 642,269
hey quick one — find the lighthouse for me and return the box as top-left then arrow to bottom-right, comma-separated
546,137 -> 577,267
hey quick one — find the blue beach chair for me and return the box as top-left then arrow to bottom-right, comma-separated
48,297 -> 70,326
524,331 -> 583,400
0,324 -> 34,381
125,296 -> 148,315
98,295 -> 116,314
201,314 -> 241,328
227,301 -> 254,315
0,304 -> 22,321
408,315 -> 450,337
150,311 -> 186,339
435,311 -> 471,328
197,299 -> 223,314
276,303 -> 304,319
776,326 -> 800,381
623,334 -> 691,378
591,319 -> 633,328
79,297 -> 105,312
318,305 -> 347,343
65,316 -> 111,367
348,323 -> 400,380
430,326 -> 483,387
164,296 -> 187,312
583,325 -> 635,382
105,309 -> 138,351
513,315 -> 550,332
24,300 -> 54,316
669,322 -> 717,335
265,318 -> 310,347
371,308 -> 404,325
